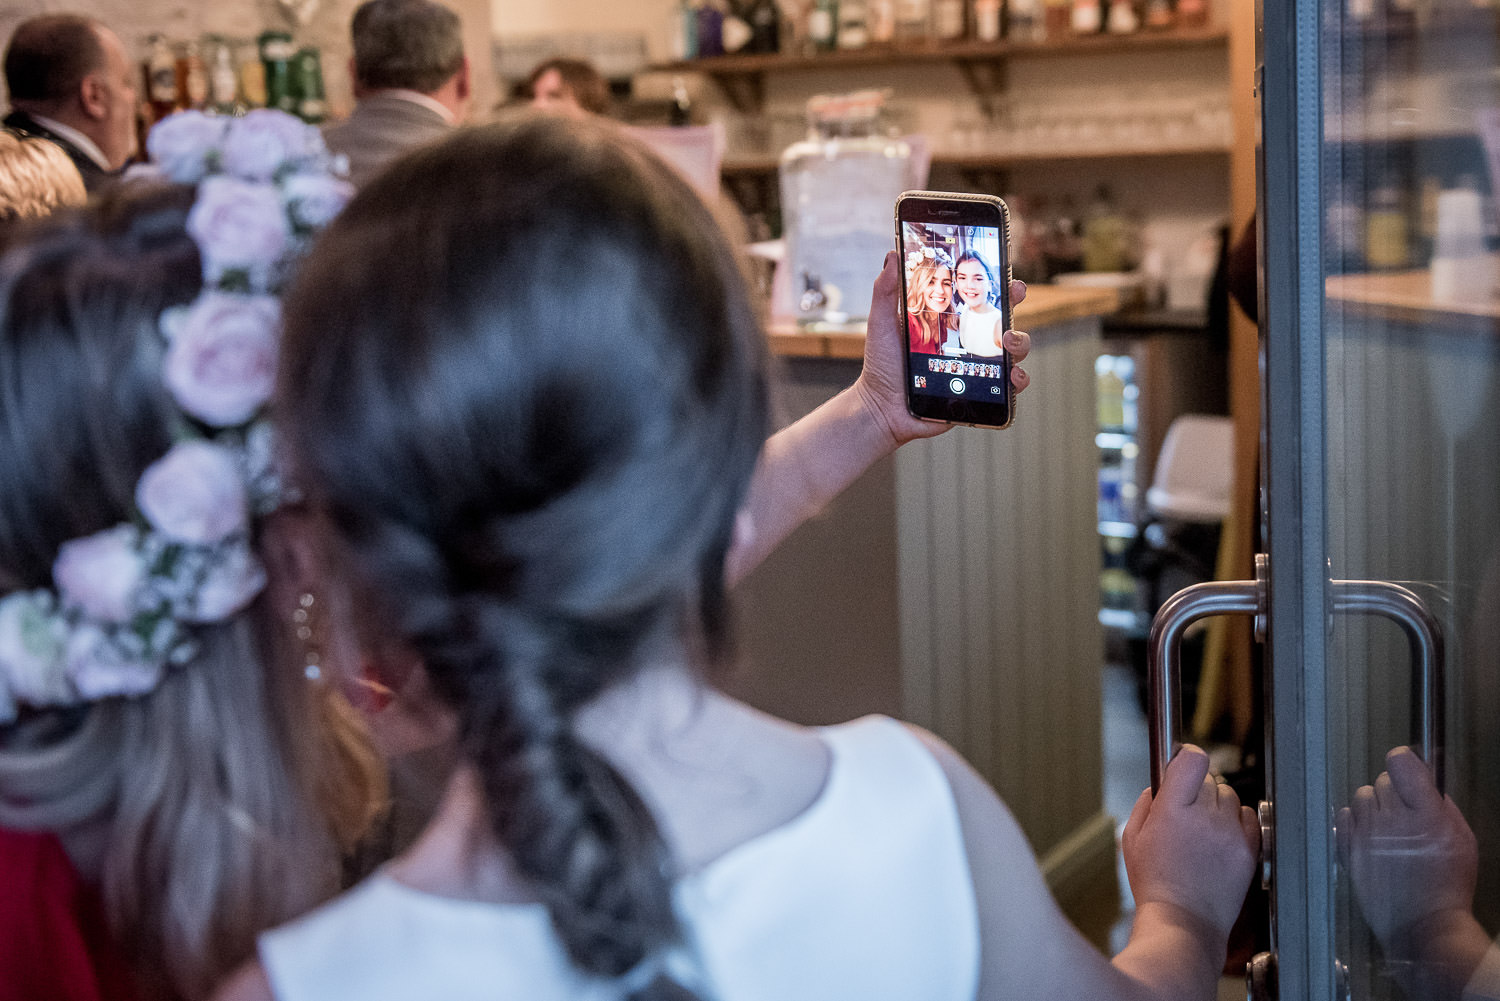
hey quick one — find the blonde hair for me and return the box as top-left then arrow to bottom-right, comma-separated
0,179 -> 385,1000
905,255 -> 956,354
0,131 -> 87,219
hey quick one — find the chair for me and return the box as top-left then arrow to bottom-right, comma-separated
1144,414 -> 1234,524
627,123 -> 726,201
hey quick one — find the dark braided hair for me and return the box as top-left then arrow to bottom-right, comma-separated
279,116 -> 769,997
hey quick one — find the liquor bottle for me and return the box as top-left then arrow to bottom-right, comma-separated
259,31 -> 297,115
838,0 -> 872,48
1175,0 -> 1209,28
1071,0 -> 1103,33
1365,173 -> 1409,271
933,0 -> 967,39
895,0 -> 931,39
697,1 -> 726,57
293,47 -> 327,123
1043,0 -> 1074,38
238,40 -> 267,107
869,0 -> 898,41
745,0 -> 782,52
1008,0 -> 1045,40
1105,0 -> 1140,32
206,36 -> 242,115
670,0 -> 698,59
176,39 -> 209,111
143,34 -> 179,122
808,0 -> 839,50
1141,0 -> 1175,28
973,0 -> 1003,40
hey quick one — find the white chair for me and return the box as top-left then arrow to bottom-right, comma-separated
1145,414 -> 1234,524
627,123 -> 726,201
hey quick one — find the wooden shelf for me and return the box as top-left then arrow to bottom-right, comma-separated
722,142 -> 1231,177
649,26 -> 1229,113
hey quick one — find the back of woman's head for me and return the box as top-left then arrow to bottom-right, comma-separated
0,117 -> 381,999
279,114 -> 769,996
0,131 -> 88,224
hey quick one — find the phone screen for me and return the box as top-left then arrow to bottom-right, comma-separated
896,193 -> 1013,428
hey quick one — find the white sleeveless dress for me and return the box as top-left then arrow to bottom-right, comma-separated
258,715 -> 980,1001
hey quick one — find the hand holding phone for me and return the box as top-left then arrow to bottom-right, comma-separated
895,190 -> 1014,429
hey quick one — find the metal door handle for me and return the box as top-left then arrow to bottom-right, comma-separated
1148,556 -> 1266,793
1148,558 -> 1445,793
1328,579 -> 1445,792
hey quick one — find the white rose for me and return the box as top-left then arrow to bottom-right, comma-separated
188,542 -> 266,622
281,171 -> 355,230
163,292 -> 279,427
186,176 -> 291,286
65,626 -> 162,701
220,109 -> 321,181
147,111 -> 228,184
0,591 -> 70,707
136,441 -> 249,545
53,525 -> 147,624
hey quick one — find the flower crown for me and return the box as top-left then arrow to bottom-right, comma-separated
905,244 -> 951,280
0,110 -> 353,725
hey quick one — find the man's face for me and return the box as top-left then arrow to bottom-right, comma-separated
90,26 -> 139,169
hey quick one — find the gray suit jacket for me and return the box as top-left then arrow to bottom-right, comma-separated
322,93 -> 452,188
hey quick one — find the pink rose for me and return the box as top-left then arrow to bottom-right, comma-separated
187,541 -> 266,622
65,626 -> 162,701
282,171 -> 355,230
187,176 -> 291,285
163,292 -> 279,427
220,109 -> 321,181
53,525 -> 147,624
147,110 -> 228,184
136,441 -> 249,545
0,591 -> 70,709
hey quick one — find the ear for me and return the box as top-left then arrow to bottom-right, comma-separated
454,55 -> 471,102
78,71 -> 109,121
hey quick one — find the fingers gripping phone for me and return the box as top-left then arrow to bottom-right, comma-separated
895,190 -> 1014,429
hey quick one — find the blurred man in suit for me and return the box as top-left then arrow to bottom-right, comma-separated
323,0 -> 469,188
3,13 -> 139,192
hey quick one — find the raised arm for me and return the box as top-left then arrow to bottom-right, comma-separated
916,730 -> 1257,1001
726,252 -> 1031,584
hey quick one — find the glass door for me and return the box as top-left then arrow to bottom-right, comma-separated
1258,0 -> 1500,996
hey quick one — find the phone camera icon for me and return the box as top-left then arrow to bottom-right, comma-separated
949,377 -> 966,394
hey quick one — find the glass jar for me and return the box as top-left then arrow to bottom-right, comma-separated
778,91 -> 913,325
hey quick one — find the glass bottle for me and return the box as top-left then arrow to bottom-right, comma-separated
808,0 -> 840,50
206,36 -> 242,115
259,31 -> 297,115
933,0 -> 968,39
293,47 -> 327,124
175,39 -> 208,111
143,34 -> 179,122
869,0 -> 898,42
973,0 -> 1003,41
838,0 -> 872,48
746,0 -> 782,52
896,0 -> 932,40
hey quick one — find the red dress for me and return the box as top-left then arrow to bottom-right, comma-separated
0,828 -> 138,1001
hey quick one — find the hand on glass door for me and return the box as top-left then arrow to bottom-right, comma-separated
1339,746 -> 1498,1001
1121,744 -> 1261,950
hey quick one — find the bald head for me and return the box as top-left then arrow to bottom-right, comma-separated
3,14 -> 138,169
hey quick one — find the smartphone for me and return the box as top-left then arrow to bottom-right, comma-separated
895,190 -> 1014,429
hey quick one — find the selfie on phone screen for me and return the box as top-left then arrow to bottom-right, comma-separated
897,191 -> 1014,428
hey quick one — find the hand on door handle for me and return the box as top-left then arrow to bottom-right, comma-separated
1338,746 -> 1493,1001
1122,744 -> 1261,947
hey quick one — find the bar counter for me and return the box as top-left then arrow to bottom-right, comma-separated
734,283 -> 1121,944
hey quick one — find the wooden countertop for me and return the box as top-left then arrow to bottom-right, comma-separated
767,284 -> 1121,359
1325,260 -> 1500,332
